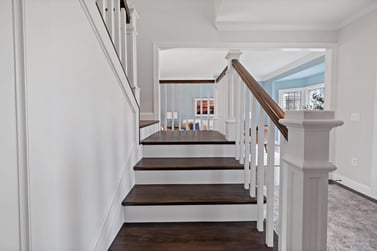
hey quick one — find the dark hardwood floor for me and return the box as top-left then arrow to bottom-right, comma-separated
122,184 -> 257,206
139,120 -> 159,128
134,157 -> 243,170
141,131 -> 235,145
109,222 -> 278,251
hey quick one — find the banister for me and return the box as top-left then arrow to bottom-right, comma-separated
231,59 -> 288,140
120,0 -> 131,24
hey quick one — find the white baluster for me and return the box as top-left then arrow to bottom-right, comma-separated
178,85 -> 182,131
244,89 -> 251,189
127,8 -> 139,102
171,85 -> 175,131
239,83 -> 245,165
207,84 -> 210,130
199,84 -> 203,130
235,74 -> 241,160
266,118 -> 276,247
120,8 -> 127,71
191,85 -> 195,130
113,0 -> 121,54
164,84 -> 167,130
250,95 -> 257,197
257,104 -> 265,232
184,85 -> 188,130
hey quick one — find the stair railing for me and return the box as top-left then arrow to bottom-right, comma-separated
219,55 -> 343,250
95,0 -> 140,104
159,80 -> 217,131
231,58 -> 283,247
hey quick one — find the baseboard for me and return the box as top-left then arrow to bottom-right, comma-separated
140,112 -> 155,120
331,173 -> 376,200
92,147 -> 138,251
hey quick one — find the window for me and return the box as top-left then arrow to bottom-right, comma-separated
195,98 -> 215,116
279,84 -> 325,112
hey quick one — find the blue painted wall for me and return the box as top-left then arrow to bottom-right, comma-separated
160,84 -> 214,125
261,56 -> 325,102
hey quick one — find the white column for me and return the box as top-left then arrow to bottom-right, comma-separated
279,111 -> 343,251
224,50 -> 242,141
126,8 -> 140,103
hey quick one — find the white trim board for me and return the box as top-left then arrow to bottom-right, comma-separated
135,170 -> 244,184
143,144 -> 235,158
125,204 -> 258,222
371,66 -> 377,198
13,0 -> 31,249
92,146 -> 140,251
152,42 -> 337,123
332,173 -> 376,200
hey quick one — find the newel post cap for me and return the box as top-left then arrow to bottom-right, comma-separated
279,111 -> 343,171
280,110 -> 344,130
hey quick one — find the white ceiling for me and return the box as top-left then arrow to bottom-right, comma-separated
159,48 -> 325,81
215,0 -> 377,31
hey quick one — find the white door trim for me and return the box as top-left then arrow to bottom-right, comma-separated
12,0 -> 31,249
152,41 -> 338,121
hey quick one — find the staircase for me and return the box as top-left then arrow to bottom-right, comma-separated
125,129 -> 260,222
109,125 -> 270,250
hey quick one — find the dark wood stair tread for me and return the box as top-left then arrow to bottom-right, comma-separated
109,222 -> 277,251
141,131 -> 235,145
134,157 -> 244,170
140,120 -> 159,128
122,184 -> 257,206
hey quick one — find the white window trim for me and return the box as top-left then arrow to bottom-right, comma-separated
278,83 -> 325,111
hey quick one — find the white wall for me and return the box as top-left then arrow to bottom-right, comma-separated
333,9 -> 377,199
20,0 -> 139,250
0,1 -> 21,250
130,0 -> 337,115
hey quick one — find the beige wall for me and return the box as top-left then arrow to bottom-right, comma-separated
0,0 -> 21,249
131,0 -> 338,115
333,9 -> 377,199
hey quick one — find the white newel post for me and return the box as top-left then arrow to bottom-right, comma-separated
279,111 -> 343,251
126,8 -> 140,103
224,50 -> 242,141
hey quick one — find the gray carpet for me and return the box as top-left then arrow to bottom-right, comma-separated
272,184 -> 377,250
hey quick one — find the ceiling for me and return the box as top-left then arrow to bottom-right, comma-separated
159,48 -> 325,81
215,0 -> 377,31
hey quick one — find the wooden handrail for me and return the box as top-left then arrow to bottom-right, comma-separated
232,59 -> 288,140
120,0 -> 131,24
159,79 -> 215,84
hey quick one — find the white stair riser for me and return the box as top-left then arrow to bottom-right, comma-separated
125,204 -> 258,222
143,144 -> 235,158
135,170 -> 244,184
140,123 -> 160,141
